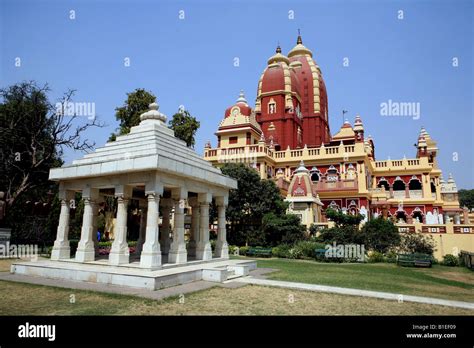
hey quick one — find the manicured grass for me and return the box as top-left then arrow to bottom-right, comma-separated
0,280 -> 472,315
250,257 -> 474,302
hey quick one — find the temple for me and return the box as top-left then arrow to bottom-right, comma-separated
204,34 -> 472,256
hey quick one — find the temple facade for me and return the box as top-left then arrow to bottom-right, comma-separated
204,34 -> 471,236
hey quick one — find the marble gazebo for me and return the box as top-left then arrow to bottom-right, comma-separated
12,101 -> 256,289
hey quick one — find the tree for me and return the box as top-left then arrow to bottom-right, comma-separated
169,110 -> 200,147
317,208 -> 364,245
220,163 -> 288,246
0,81 -> 102,209
110,88 -> 156,141
459,189 -> 474,210
0,81 -> 102,243
361,217 -> 401,253
262,213 -> 306,246
325,208 -> 364,227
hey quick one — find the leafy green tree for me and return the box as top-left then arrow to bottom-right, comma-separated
325,208 -> 364,227
220,163 -> 288,246
459,189 -> 474,210
262,213 -> 307,246
110,88 -> 156,141
361,217 -> 401,253
317,208 -> 364,245
169,110 -> 200,147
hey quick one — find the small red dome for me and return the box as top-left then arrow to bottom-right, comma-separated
224,102 -> 252,117
224,91 -> 252,117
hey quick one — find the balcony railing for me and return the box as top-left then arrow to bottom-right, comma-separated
409,190 -> 423,199
374,158 -> 427,170
397,225 -> 416,233
314,179 -> 358,192
454,225 -> 473,234
421,225 -> 447,233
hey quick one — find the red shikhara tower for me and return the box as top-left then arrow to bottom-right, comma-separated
255,34 -> 330,150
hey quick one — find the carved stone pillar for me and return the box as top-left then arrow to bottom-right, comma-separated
109,185 -> 132,265
214,196 -> 229,259
140,192 -> 162,269
196,193 -> 212,261
168,189 -> 187,264
76,187 -> 99,262
51,190 -> 74,260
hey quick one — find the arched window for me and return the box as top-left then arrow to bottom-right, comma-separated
408,176 -> 422,190
311,172 -> 320,182
412,208 -> 424,223
430,181 -> 436,193
310,166 -> 321,182
348,200 -> 358,215
326,165 -> 339,182
396,210 -> 407,223
393,177 -> 406,191
346,164 -> 356,179
377,177 -> 389,191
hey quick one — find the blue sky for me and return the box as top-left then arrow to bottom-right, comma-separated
1,0 -> 473,188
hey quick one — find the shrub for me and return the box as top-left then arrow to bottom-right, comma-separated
316,225 -> 364,245
272,245 -> 291,258
238,246 -> 249,256
287,247 -> 303,259
293,240 -> 326,259
361,217 -> 400,253
440,254 -> 459,267
367,251 -> 384,263
384,250 -> 398,263
98,241 -> 112,248
228,245 -> 238,255
399,233 -> 436,255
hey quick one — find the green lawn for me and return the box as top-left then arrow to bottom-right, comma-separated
246,257 -> 474,302
0,279 -> 472,315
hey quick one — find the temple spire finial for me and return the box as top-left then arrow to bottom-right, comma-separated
236,89 -> 247,104
276,42 -> 281,54
297,29 -> 302,44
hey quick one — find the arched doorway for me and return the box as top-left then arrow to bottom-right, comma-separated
408,176 -> 422,198
310,167 -> 321,182
412,207 -> 424,223
395,210 -> 407,223
393,177 -> 406,199
377,177 -> 390,191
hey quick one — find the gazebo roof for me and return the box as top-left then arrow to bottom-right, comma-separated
49,102 -> 237,190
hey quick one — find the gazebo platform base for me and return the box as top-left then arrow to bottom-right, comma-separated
10,258 -> 257,290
